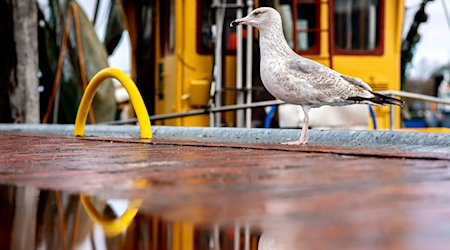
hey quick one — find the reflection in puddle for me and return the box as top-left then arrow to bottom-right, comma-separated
2,133 -> 450,249
0,185 -> 260,250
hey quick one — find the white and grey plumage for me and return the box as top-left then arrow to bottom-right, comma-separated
231,7 -> 403,145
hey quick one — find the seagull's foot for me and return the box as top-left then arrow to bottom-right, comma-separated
281,139 -> 308,145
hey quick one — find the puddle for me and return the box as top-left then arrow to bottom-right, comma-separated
1,133 -> 450,249
0,184 -> 262,250
2,181 -> 450,249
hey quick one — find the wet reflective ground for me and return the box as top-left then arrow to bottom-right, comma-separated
1,133 -> 450,249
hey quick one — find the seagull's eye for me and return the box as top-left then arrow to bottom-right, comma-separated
254,11 -> 261,17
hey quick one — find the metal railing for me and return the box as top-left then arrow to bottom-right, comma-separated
379,90 -> 450,130
102,100 -> 284,125
104,91 -> 450,130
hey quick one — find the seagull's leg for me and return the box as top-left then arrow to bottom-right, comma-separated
299,106 -> 310,143
282,106 -> 310,145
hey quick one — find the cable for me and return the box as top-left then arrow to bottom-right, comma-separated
368,105 -> 378,130
72,3 -> 96,124
264,105 -> 278,128
43,11 -> 72,124
43,4 -> 97,124
441,0 -> 450,33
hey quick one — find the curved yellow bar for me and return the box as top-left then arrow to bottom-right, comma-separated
74,67 -> 152,139
80,194 -> 142,237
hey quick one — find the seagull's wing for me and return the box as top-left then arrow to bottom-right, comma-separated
287,57 -> 403,106
289,57 -> 372,89
288,57 -> 335,75
287,57 -> 374,103
340,75 -> 373,91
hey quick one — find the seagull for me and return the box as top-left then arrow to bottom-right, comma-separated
230,7 -> 403,145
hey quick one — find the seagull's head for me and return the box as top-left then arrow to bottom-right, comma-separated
230,7 -> 281,30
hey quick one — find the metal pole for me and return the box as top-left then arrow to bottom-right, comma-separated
209,108 -> 215,127
53,84 -> 61,123
245,0 -> 254,128
214,0 -> 225,127
92,0 -> 101,25
214,224 -> 221,250
234,223 -> 240,250
101,100 -> 285,124
244,223 -> 250,250
236,0 -> 244,127
390,105 -> 395,130
99,90 -> 450,128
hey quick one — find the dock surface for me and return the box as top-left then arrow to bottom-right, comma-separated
1,125 -> 450,249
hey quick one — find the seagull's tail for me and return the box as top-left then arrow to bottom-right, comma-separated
369,91 -> 404,107
346,92 -> 404,106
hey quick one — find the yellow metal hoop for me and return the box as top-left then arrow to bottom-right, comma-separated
80,194 -> 142,236
74,67 -> 152,139
75,68 -> 149,236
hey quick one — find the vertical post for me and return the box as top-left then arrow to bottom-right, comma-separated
245,0 -> 254,128
292,0 -> 298,50
9,0 -> 40,124
244,223 -> 250,250
236,0 -> 244,127
214,224 -> 221,250
390,103 -> 395,130
325,0 -> 334,69
53,85 -> 61,123
209,110 -> 215,127
11,187 -> 39,250
234,223 -> 240,250
213,0 -> 224,127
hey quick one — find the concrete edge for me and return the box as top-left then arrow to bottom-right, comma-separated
0,124 -> 449,151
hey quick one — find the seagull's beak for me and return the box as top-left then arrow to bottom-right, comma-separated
230,17 -> 250,27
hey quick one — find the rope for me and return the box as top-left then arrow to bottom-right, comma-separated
43,4 -> 96,124
72,3 -> 96,124
42,12 -> 72,124
441,0 -> 450,33
71,197 -> 82,250
55,191 -> 69,250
